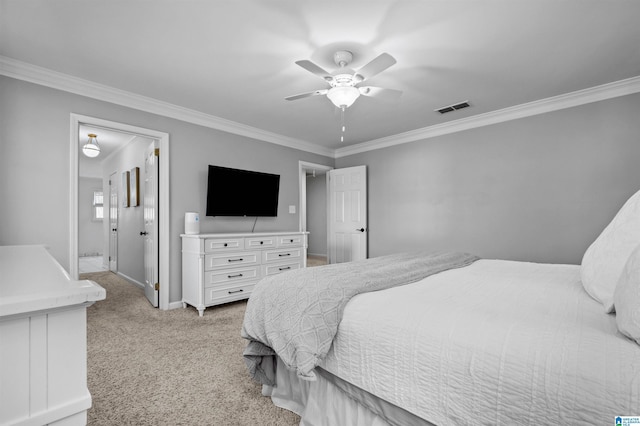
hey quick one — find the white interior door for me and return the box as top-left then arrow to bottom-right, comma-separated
109,172 -> 118,272
143,142 -> 159,307
328,165 -> 367,263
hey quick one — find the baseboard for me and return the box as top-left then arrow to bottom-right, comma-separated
10,394 -> 91,426
116,272 -> 144,289
115,273 -> 184,311
167,301 -> 184,310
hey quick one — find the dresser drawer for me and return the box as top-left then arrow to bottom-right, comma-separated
204,251 -> 259,270
204,237 -> 244,252
204,266 -> 259,286
204,282 -> 255,304
182,232 -> 307,316
263,248 -> 302,263
263,261 -> 301,276
276,234 -> 303,248
245,236 -> 276,249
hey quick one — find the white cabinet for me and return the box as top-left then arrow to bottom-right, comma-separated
181,232 -> 308,316
0,245 -> 106,426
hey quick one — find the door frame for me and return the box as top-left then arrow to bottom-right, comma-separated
298,161 -> 333,255
298,161 -> 334,262
70,114 -> 171,310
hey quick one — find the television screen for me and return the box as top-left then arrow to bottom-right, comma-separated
206,165 -> 280,217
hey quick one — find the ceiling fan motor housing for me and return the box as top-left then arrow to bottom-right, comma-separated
330,51 -> 357,88
332,73 -> 355,87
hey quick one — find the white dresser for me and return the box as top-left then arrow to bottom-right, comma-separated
0,245 -> 106,426
181,232 -> 308,316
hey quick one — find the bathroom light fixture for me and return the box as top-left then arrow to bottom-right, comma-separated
82,133 -> 101,158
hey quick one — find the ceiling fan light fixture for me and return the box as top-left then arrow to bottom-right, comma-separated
327,86 -> 360,108
82,133 -> 101,158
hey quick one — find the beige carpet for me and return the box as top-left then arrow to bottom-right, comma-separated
306,255 -> 328,268
83,271 -> 300,425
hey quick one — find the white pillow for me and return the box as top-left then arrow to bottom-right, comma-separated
581,189 -> 640,313
614,243 -> 640,344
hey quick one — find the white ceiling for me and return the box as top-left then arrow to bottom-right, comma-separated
78,124 -> 138,178
79,125 -> 136,159
2,1 -> 640,154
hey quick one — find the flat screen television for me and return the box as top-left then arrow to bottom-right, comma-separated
206,165 -> 280,217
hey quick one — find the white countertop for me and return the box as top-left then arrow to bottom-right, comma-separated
0,245 -> 106,317
180,231 -> 308,238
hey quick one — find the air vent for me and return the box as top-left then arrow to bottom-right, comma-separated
435,100 -> 470,114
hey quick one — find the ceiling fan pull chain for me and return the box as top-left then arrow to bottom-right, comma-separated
340,106 -> 346,143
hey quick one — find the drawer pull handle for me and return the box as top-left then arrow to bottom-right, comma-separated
228,289 -> 244,294
228,273 -> 243,278
279,266 -> 291,271
228,258 -> 244,262
290,239 -> 294,243
260,241 -> 264,245
278,253 -> 291,257
223,243 -> 228,247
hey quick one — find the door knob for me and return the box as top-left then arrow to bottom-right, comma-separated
357,228 -> 365,232
140,231 -> 148,236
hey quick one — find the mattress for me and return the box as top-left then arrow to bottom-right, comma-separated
319,259 -> 640,425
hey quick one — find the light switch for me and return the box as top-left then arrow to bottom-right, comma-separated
289,205 -> 296,214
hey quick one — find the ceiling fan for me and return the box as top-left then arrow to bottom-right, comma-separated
285,50 -> 402,110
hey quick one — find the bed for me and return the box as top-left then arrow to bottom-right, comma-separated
241,190 -> 640,425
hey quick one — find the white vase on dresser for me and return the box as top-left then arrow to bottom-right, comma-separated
181,232 -> 308,316
0,245 -> 106,426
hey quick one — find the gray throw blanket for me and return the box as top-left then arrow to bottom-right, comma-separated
241,251 -> 479,386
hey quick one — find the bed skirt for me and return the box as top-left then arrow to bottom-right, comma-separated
263,357 -> 435,426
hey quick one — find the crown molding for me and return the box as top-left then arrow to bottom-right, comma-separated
0,55 -> 334,158
3,55 -> 639,161
335,74 -> 640,158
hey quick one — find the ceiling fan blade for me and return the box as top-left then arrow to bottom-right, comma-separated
285,89 -> 328,101
353,53 -> 396,83
295,60 -> 334,82
358,86 -> 402,102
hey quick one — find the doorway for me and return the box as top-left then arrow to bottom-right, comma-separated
70,114 -> 171,310
299,161 -> 333,266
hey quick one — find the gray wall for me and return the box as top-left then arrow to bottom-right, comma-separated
3,72 -> 639,302
0,75 -> 333,305
101,136 -> 151,284
336,92 -> 640,265
78,177 -> 103,257
178,130 -> 325,236
306,174 -> 327,256
1,78 -> 70,263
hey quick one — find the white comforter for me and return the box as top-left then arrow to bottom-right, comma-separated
320,259 -> 640,425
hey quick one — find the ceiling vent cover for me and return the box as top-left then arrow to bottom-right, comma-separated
435,100 -> 470,114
